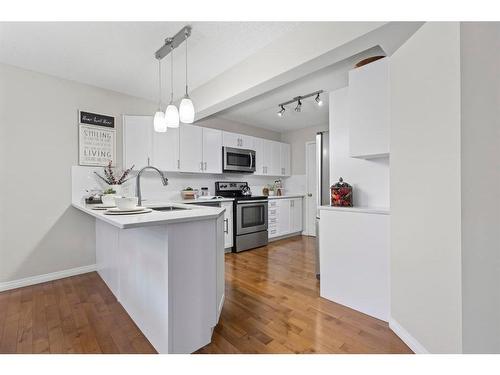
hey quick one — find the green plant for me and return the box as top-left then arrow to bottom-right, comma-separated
103,188 -> 116,195
184,187 -> 193,191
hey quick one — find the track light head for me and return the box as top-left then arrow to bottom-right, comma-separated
277,105 -> 285,117
295,99 -> 302,112
315,93 -> 323,106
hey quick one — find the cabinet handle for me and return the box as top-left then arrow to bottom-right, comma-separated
204,162 -> 207,171
177,159 -> 180,169
200,162 -> 203,171
291,200 -> 294,207
147,156 -> 150,166
224,218 -> 229,233
262,166 -> 265,174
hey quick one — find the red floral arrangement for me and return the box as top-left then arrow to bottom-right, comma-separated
331,177 -> 353,207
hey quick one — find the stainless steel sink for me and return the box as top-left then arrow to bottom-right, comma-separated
150,206 -> 190,212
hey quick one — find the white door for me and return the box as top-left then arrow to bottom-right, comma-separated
277,199 -> 291,236
202,128 -> 222,174
253,137 -> 264,175
123,115 -> 152,169
290,198 -> 303,233
153,128 -> 179,172
280,143 -> 291,176
266,140 -> 281,176
305,141 -> 317,236
179,124 -> 203,173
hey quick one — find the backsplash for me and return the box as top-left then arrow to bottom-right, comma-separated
71,166 -> 303,204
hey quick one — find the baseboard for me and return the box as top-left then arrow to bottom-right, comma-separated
269,231 -> 303,242
0,264 -> 97,292
389,317 -> 429,354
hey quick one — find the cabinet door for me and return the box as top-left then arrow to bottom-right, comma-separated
221,202 -> 233,248
253,137 -> 265,175
222,131 -> 240,148
348,57 -> 390,158
179,124 -> 203,173
239,134 -> 254,149
280,143 -> 291,176
202,128 -> 222,174
290,198 -> 303,233
277,199 -> 291,236
123,115 -> 152,169
153,128 -> 179,172
268,140 -> 282,176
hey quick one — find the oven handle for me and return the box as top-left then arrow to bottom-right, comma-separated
249,152 -> 253,169
237,200 -> 268,204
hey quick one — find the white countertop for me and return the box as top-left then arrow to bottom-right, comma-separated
72,201 -> 225,229
319,205 -> 390,215
172,197 -> 234,204
268,194 -> 305,199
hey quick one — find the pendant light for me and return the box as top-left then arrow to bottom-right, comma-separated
179,30 -> 195,123
153,58 -> 167,132
165,45 -> 179,128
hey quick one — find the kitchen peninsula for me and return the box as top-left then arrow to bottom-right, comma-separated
72,201 -> 225,354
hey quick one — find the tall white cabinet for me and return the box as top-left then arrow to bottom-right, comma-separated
348,57 -> 390,158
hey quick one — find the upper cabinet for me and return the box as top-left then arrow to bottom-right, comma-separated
222,131 -> 254,149
179,124 -> 222,174
123,116 -> 287,176
348,57 -> 390,158
123,115 -> 153,169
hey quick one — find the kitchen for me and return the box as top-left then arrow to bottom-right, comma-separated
0,17 -> 499,362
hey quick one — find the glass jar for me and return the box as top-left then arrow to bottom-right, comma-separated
331,177 -> 353,207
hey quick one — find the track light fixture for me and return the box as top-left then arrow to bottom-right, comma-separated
277,105 -> 285,117
277,90 -> 324,118
315,93 -> 323,106
295,99 -> 302,112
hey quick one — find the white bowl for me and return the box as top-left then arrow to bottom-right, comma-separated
115,196 -> 139,210
101,194 -> 117,206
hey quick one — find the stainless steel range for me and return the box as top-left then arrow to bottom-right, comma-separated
215,182 -> 268,252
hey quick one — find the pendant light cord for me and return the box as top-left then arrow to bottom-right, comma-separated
170,45 -> 174,103
157,59 -> 162,110
185,33 -> 188,96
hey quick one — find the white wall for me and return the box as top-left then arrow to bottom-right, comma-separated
197,116 -> 281,142
389,22 -> 463,353
329,88 -> 390,208
0,63 -> 157,283
280,124 -> 328,176
460,22 -> 500,353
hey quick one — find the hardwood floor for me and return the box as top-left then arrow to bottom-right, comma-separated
0,272 -> 156,354
196,235 -> 412,354
0,235 -> 411,354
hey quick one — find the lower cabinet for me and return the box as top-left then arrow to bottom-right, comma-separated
221,201 -> 233,249
268,198 -> 303,239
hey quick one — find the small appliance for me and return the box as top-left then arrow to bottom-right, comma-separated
215,181 -> 268,252
222,147 -> 256,173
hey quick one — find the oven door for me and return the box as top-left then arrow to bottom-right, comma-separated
236,200 -> 268,235
223,147 -> 256,173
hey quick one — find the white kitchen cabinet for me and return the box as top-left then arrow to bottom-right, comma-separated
280,143 -> 291,176
268,198 -> 303,239
123,115 -> 153,169
290,198 -> 303,233
202,127 -> 222,174
221,201 -> 233,249
179,124 -> 203,173
348,57 -> 390,158
258,139 -> 281,176
153,128 -> 179,172
222,131 -> 254,149
253,137 -> 264,175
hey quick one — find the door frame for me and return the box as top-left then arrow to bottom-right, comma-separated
305,141 -> 317,236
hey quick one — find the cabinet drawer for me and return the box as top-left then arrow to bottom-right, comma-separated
268,209 -> 277,216
269,200 -> 277,208
268,217 -> 277,225
269,228 -> 278,238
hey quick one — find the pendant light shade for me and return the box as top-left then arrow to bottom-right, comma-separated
179,96 -> 195,123
179,30 -> 195,123
165,103 -> 179,128
154,111 -> 167,132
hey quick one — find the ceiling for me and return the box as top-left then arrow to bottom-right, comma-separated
217,46 -> 384,132
0,22 -> 299,102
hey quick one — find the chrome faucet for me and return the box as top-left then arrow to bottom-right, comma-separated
135,166 -> 168,206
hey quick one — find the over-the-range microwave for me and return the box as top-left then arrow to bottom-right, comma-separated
222,146 -> 256,173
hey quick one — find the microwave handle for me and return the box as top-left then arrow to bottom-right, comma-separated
249,152 -> 253,169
